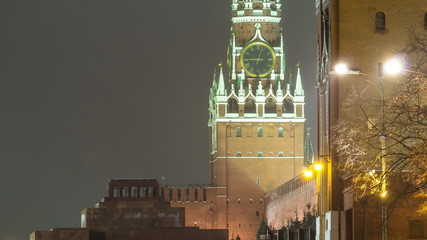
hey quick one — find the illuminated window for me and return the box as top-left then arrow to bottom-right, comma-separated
236,127 -> 242,137
256,177 -> 260,184
278,127 -> 284,137
278,152 -> 284,157
257,127 -> 263,137
375,12 -> 386,31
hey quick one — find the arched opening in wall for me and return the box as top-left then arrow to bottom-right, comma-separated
278,152 -> 284,157
256,211 -> 260,216
236,126 -> 242,137
375,12 -> 386,31
131,187 -> 138,197
265,97 -> 276,113
186,189 -> 190,201
203,188 -> 207,201
247,152 -> 253,157
257,127 -> 263,137
169,189 -> 173,201
245,98 -> 256,113
194,189 -> 199,201
236,152 -> 242,157
278,126 -> 284,137
283,98 -> 294,113
228,98 -> 239,113
177,189 -> 182,201
257,152 -> 263,157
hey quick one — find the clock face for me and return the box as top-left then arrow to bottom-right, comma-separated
240,42 -> 276,77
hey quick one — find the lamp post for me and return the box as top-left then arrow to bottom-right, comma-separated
333,63 -> 388,240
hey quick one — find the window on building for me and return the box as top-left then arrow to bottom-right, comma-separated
186,189 -> 190,201
278,152 -> 284,157
169,189 -> 173,201
375,12 -> 386,31
112,187 -> 119,197
177,190 -> 182,201
148,187 -> 155,197
141,187 -> 148,198
245,98 -> 256,113
265,97 -> 276,113
236,126 -> 242,137
194,189 -> 199,201
228,98 -> 239,113
278,127 -> 284,137
238,199 -> 241,204
236,152 -> 242,157
257,127 -> 263,137
203,188 -> 207,201
408,220 -> 424,238
250,199 -> 253,204
256,211 -> 260,216
131,187 -> 138,197
257,152 -> 263,157
256,177 -> 260,185
283,98 -> 294,113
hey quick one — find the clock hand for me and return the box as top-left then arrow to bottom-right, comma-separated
256,46 -> 264,64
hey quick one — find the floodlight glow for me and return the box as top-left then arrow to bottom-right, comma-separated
334,64 -> 348,75
384,59 -> 402,75
304,169 -> 313,178
314,163 -> 323,171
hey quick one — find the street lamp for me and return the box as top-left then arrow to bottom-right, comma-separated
333,63 -> 388,240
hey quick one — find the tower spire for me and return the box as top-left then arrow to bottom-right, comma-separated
294,64 -> 305,96
216,63 -> 226,96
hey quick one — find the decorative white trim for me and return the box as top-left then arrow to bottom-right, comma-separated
216,156 -> 304,159
215,118 -> 305,123
232,16 -> 281,24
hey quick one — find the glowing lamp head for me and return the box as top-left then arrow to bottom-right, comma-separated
381,191 -> 387,198
384,59 -> 402,75
304,169 -> 313,178
314,163 -> 323,171
334,64 -> 349,75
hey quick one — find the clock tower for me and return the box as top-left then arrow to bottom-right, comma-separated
208,1 -> 306,239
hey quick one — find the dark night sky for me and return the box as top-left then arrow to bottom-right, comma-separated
0,1 -> 316,239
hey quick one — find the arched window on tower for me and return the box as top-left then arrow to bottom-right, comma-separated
257,152 -> 263,157
278,152 -> 284,157
283,98 -> 294,113
245,98 -> 256,113
177,189 -> 182,201
228,98 -> 239,113
265,97 -> 276,113
194,189 -> 199,201
375,12 -> 386,31
257,127 -> 263,137
236,126 -> 242,137
236,152 -> 242,157
278,127 -> 284,137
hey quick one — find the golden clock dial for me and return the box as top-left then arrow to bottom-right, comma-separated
240,42 -> 276,77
